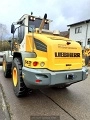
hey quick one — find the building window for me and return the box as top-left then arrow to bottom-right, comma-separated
87,38 -> 90,45
75,26 -> 82,34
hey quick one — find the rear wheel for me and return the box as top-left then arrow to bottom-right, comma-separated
2,58 -> 11,78
12,58 -> 27,97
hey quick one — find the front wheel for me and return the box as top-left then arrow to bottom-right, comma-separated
12,58 -> 27,97
2,58 -> 11,78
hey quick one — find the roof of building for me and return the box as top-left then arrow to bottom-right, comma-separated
67,19 -> 90,27
60,31 -> 69,38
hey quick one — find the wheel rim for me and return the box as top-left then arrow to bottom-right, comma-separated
13,67 -> 18,87
3,60 -> 6,72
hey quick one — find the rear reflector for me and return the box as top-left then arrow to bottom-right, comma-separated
35,79 -> 41,83
33,61 -> 38,66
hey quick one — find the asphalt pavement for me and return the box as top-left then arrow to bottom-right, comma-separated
0,66 -> 90,120
0,84 -> 11,120
0,86 -> 6,120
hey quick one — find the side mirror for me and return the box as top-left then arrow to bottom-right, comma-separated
11,24 -> 15,34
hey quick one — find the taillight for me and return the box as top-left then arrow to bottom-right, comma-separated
33,61 -> 38,66
35,79 -> 41,83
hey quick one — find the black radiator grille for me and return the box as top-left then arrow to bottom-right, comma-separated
34,38 -> 47,52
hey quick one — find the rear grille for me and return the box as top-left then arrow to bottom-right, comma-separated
34,38 -> 47,52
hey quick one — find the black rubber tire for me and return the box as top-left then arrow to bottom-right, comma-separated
12,58 -> 27,97
2,58 -> 12,78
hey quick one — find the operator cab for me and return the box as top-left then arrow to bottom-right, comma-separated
11,14 -> 50,33
11,14 -> 50,44
28,15 -> 49,32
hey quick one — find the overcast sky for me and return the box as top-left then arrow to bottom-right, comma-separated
0,0 -> 90,35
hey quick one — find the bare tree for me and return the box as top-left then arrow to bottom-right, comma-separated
0,23 -> 8,41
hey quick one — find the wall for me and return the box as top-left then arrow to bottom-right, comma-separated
69,22 -> 90,48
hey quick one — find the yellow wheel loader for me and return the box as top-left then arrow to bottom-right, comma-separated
76,41 -> 90,66
83,48 -> 90,66
2,13 -> 88,97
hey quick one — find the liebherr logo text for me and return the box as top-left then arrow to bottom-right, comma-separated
55,52 -> 80,57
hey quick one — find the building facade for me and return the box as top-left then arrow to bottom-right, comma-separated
67,19 -> 90,48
